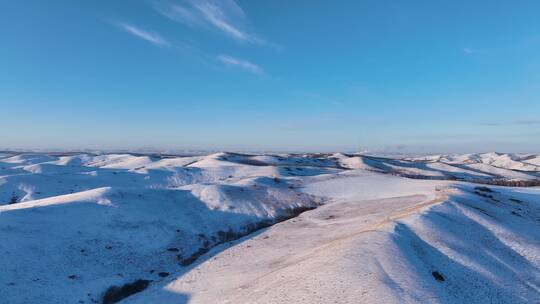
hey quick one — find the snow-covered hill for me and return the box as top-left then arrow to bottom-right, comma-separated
1,152 -> 539,303
126,181 -> 540,304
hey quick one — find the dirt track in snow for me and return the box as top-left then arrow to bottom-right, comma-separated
126,188 -> 449,304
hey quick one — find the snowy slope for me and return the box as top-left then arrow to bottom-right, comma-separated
1,152 -> 539,303
0,152 -> 323,303
407,152 -> 540,172
126,181 -> 540,304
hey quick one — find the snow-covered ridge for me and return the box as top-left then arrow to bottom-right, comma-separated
340,152 -> 540,183
0,152 -> 333,303
1,151 -> 539,206
404,152 -> 540,172
126,184 -> 540,304
1,152 -> 539,303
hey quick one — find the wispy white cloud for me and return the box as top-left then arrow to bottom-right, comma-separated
194,1 -> 251,42
151,1 -> 200,27
462,47 -> 474,54
152,0 -> 263,44
479,120 -> 540,126
217,54 -> 263,75
118,23 -> 169,47
515,119 -> 540,125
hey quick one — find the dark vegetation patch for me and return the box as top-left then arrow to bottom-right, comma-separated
470,206 -> 493,217
474,186 -> 493,193
176,206 -> 316,267
9,192 -> 18,204
431,271 -> 445,282
177,247 -> 210,267
281,206 -> 316,219
245,220 -> 274,232
511,211 -> 522,217
102,279 -> 151,304
473,191 -> 499,202
393,172 -> 540,188
217,229 -> 240,243
476,179 -> 540,187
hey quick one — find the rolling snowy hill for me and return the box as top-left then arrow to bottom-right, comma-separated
1,152 -> 539,303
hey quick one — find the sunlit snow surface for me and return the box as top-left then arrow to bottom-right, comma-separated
1,152 -> 539,303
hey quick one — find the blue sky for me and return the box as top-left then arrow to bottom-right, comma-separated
2,0 -> 540,153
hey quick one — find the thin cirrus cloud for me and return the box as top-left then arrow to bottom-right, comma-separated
217,55 -> 264,75
151,2 -> 201,27
152,0 -> 262,44
118,23 -> 169,47
116,2 -> 268,76
479,120 -> 540,126
515,120 -> 540,125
